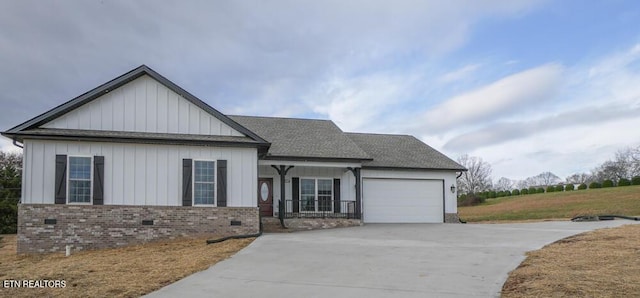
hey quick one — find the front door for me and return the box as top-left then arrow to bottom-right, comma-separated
258,178 -> 273,216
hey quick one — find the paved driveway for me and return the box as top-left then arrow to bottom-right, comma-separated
146,221 -> 637,298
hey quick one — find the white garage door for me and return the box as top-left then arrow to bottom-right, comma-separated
362,178 -> 444,223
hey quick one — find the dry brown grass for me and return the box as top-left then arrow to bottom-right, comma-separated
460,185 -> 640,222
0,234 -> 254,297
502,224 -> 640,298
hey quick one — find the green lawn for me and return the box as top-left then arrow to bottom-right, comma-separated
458,185 -> 640,222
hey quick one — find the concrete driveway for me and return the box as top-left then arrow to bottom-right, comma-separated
146,220 -> 637,298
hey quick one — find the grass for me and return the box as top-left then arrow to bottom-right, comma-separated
502,224 -> 640,297
0,234 -> 254,297
459,185 -> 640,222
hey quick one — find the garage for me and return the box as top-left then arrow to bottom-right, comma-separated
362,178 -> 444,223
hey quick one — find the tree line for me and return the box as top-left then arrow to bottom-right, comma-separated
456,145 -> 640,206
0,151 -> 21,234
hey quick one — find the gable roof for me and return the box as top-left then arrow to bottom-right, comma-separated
2,65 -> 268,146
229,115 -> 371,161
346,132 -> 466,171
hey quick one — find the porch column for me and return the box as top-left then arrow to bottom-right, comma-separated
354,168 -> 362,220
348,167 -> 362,220
271,165 -> 293,228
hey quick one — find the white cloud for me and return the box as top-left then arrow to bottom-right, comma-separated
305,71 -> 419,132
475,116 -> 640,181
438,63 -> 482,83
422,63 -> 564,132
437,43 -> 640,180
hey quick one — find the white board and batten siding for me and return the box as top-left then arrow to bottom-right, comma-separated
22,139 -> 258,207
42,75 -> 244,137
361,169 -> 458,223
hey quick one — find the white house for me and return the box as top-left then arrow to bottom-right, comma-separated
2,65 -> 465,254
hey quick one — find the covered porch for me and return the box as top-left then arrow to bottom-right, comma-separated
257,160 -> 363,227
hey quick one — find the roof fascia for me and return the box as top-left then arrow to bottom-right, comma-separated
263,155 -> 372,163
258,159 -> 362,168
362,166 -> 468,172
14,134 -> 269,149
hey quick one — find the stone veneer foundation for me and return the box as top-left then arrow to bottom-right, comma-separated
444,213 -> 461,223
17,204 -> 259,254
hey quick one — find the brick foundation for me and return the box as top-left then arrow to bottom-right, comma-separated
444,213 -> 461,223
17,204 -> 259,254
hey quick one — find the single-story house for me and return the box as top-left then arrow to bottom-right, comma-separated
2,65 -> 466,254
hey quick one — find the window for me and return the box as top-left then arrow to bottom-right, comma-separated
317,179 -> 332,212
193,160 -> 215,205
300,178 -> 333,212
68,156 -> 92,203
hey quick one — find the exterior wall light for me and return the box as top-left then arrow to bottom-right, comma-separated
450,184 -> 456,193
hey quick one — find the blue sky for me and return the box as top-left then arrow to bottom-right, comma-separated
1,0 -> 640,182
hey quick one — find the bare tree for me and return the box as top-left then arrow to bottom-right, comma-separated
589,146 -> 640,183
565,173 -> 591,184
536,172 -> 560,186
495,177 -> 513,191
456,154 -> 492,195
515,180 -> 529,190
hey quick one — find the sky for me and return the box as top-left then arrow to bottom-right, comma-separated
1,0 -> 640,182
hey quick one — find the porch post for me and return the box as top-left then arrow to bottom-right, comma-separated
271,165 -> 294,228
354,168 -> 362,220
348,167 -> 362,220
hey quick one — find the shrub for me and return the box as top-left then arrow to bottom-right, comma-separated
589,182 -> 602,189
618,178 -> 631,186
0,198 -> 18,234
632,176 -> 640,185
521,188 -> 528,195
602,179 -> 614,188
488,191 -> 497,198
546,186 -> 555,193
537,187 -> 545,193
565,184 -> 575,191
497,191 -> 505,197
528,187 -> 537,194
555,185 -> 564,192
578,183 -> 588,190
512,189 -> 520,196
505,190 -> 512,196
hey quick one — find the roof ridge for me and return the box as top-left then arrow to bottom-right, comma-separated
345,132 -> 413,137
228,115 -> 333,122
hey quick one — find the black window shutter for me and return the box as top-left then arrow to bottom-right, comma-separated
54,155 -> 67,204
93,156 -> 105,205
182,159 -> 193,206
333,178 -> 341,213
216,160 -> 227,207
292,177 -> 299,213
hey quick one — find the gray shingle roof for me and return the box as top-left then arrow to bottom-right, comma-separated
229,115 -> 371,161
346,132 -> 466,170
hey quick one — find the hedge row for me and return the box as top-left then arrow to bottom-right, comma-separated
458,175 -> 640,206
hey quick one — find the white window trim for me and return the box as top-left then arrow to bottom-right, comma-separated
67,155 -> 93,205
299,177 -> 334,213
192,159 -> 216,207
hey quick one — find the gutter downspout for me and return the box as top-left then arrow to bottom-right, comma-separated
12,137 -> 24,149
